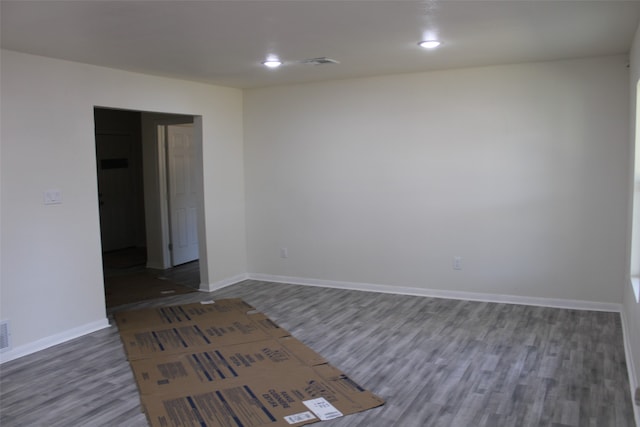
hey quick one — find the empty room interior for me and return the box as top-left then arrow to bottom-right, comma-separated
1,1 -> 640,426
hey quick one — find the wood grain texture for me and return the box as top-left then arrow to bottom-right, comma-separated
1,279 -> 635,427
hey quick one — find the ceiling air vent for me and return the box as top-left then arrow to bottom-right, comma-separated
301,57 -> 340,65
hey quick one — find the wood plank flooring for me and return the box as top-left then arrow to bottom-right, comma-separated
1,280 -> 635,427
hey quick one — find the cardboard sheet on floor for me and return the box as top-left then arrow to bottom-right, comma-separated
119,312 -> 290,360
141,364 -> 385,427
130,336 -> 327,395
114,299 -> 255,331
115,298 -> 384,426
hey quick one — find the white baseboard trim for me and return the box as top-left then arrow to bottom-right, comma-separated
620,309 -> 640,427
248,273 -> 623,312
0,318 -> 110,364
200,273 -> 250,292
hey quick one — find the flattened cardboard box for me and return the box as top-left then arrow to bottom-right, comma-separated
119,311 -> 290,360
141,364 -> 385,427
115,299 -> 255,331
116,299 -> 385,426
130,336 -> 327,395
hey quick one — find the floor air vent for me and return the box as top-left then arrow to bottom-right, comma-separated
0,320 -> 11,352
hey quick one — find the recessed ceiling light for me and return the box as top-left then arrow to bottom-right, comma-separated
262,60 -> 283,68
418,40 -> 442,49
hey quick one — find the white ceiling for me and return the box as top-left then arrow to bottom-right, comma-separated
2,0 -> 640,89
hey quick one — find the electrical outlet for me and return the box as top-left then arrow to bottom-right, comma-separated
280,248 -> 288,259
43,189 -> 62,205
453,256 -> 462,270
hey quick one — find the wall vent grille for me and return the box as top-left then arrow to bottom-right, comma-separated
0,320 -> 11,352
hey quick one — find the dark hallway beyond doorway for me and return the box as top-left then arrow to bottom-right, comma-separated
102,247 -> 200,310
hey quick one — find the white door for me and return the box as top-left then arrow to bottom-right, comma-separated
96,134 -> 136,252
167,124 -> 199,266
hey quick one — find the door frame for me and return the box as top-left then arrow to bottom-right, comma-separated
94,107 -> 207,294
157,124 -> 171,267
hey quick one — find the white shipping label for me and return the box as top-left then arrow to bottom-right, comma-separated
284,411 -> 316,424
302,398 -> 344,421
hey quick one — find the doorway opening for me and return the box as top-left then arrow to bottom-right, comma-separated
94,107 -> 202,309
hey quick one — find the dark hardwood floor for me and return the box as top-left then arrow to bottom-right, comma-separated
0,279 -> 636,427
